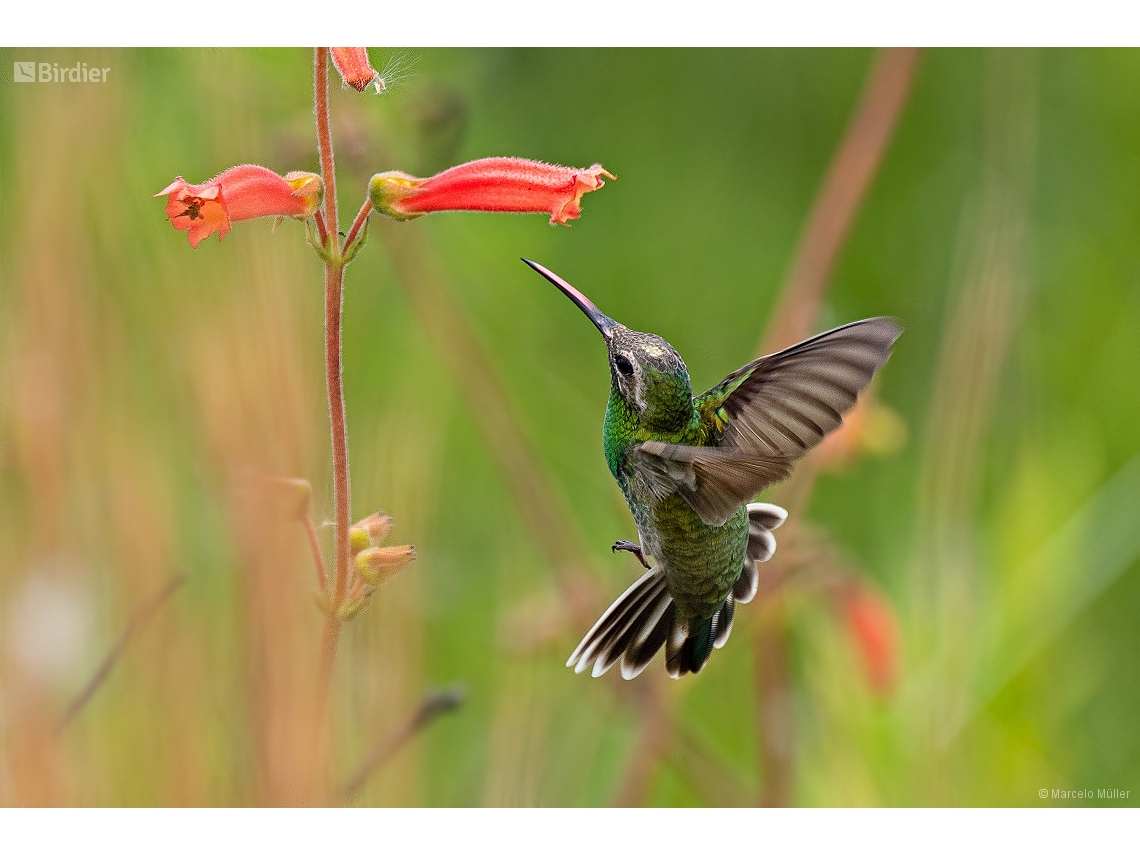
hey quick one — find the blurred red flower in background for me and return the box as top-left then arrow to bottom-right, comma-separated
841,585 -> 900,697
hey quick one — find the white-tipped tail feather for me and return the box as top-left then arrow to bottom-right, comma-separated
567,502 -> 788,680
734,502 -> 787,604
566,567 -> 669,679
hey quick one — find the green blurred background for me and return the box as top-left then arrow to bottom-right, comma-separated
1,47 -> 1137,807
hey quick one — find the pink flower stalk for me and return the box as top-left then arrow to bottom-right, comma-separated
841,586 -> 900,697
330,48 -> 382,93
369,157 -> 615,226
155,165 -> 322,248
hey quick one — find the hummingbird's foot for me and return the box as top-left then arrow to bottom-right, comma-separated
612,540 -> 651,570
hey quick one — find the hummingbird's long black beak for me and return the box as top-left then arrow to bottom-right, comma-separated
522,258 -> 618,341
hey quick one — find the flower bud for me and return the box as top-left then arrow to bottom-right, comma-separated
330,48 -> 383,93
355,544 -> 416,587
349,512 -> 393,555
338,591 -> 374,623
350,527 -> 370,556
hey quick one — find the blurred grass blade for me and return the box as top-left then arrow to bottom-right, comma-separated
942,455 -> 1140,744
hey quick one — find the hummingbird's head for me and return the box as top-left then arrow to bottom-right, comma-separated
523,259 -> 693,431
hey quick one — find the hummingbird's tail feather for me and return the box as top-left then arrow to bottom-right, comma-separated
566,568 -> 670,677
713,597 -> 735,649
747,502 -> 788,563
567,507 -> 785,679
666,612 -> 719,678
734,561 -> 760,604
735,502 -> 789,604
592,586 -> 671,678
619,600 -> 675,679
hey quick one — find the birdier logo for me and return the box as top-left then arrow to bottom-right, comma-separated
13,61 -> 110,83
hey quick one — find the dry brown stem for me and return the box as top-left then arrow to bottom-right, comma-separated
342,686 -> 466,801
759,48 -> 920,355
57,573 -> 186,735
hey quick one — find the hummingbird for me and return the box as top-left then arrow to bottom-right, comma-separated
523,259 -> 901,680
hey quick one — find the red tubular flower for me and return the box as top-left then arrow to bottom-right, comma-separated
330,48 -> 381,93
369,157 -> 615,226
841,586 -> 900,697
155,165 -> 322,248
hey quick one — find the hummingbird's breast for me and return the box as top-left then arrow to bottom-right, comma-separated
605,386 -> 746,622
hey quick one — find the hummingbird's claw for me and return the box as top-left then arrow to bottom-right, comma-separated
612,540 -> 651,570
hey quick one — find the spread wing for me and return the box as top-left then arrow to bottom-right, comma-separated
631,317 -> 902,526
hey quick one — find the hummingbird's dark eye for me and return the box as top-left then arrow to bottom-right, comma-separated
614,354 -> 635,376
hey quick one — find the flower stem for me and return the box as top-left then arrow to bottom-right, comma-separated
314,46 -> 350,723
344,199 -> 372,254
314,209 -> 329,248
302,512 -> 328,591
324,260 -> 350,607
